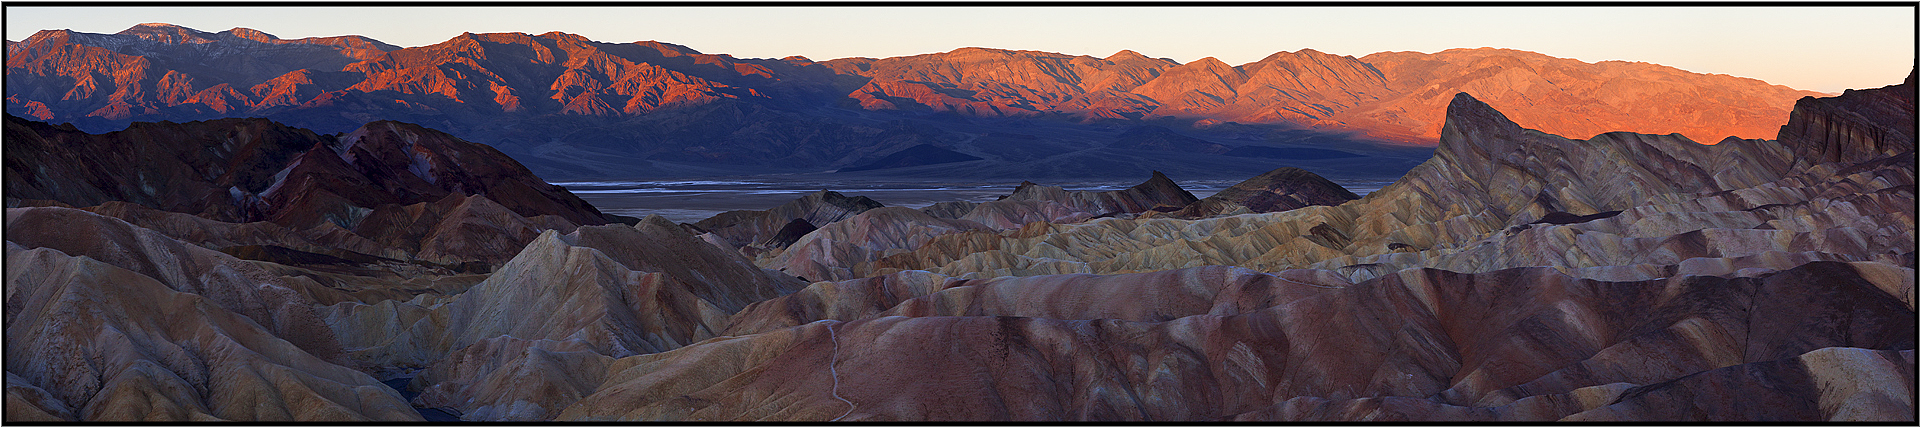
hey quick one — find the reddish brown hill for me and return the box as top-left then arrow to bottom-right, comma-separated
5,30 -> 158,120
818,46 -> 1810,144
341,31 -> 768,115
825,47 -> 1177,120
1344,48 -> 1824,142
1130,49 -> 1393,125
3,25 -> 826,127
4,24 -> 398,123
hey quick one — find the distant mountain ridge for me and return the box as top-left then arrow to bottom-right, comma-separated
6,24 -> 1824,179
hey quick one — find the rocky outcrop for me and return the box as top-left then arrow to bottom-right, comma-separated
1776,69 -> 1916,165
1150,167 -> 1358,219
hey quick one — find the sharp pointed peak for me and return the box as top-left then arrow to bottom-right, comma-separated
1439,92 -> 1526,142
1447,92 -> 1509,118
1184,56 -> 1234,69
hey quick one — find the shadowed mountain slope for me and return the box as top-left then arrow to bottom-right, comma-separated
4,114 -> 614,265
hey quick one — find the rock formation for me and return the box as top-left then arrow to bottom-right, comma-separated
6,233 -> 419,421
858,84 -> 1912,285
320,215 -> 804,420
556,262 -> 1910,421
4,115 -> 331,221
1776,70 -> 1917,165
5,207 -> 350,364
935,171 -> 1201,229
1149,167 -> 1359,219
325,214 -> 804,357
762,207 -> 993,282
753,172 -> 1201,282
690,189 -> 884,250
502,77 -> 1907,421
4,114 -> 612,265
257,119 -> 611,229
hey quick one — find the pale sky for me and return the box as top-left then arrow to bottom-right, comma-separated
6,5 -> 1914,93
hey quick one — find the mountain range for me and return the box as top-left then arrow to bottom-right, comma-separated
6,23 -> 1825,180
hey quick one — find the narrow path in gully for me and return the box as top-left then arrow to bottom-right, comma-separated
826,320 -> 855,421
